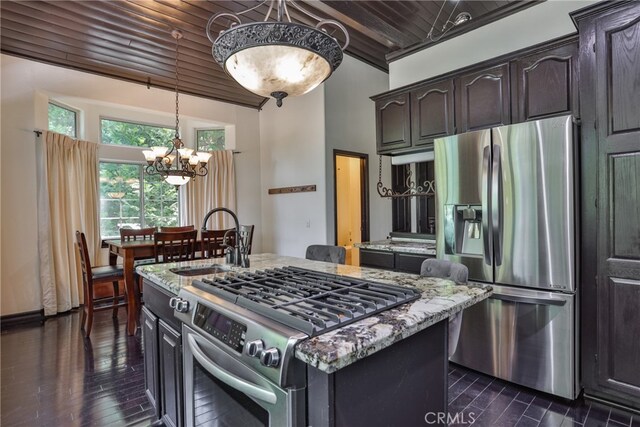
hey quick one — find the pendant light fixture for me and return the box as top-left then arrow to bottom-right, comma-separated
142,30 -> 212,186
206,0 -> 349,107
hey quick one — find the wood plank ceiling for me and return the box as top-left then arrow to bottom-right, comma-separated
0,1 -> 540,109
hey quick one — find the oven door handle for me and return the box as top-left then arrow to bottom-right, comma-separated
187,334 -> 278,405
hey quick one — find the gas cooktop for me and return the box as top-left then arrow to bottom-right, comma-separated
191,266 -> 421,337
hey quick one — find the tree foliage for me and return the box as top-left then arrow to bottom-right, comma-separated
101,119 -> 174,147
197,129 -> 225,151
48,103 -> 77,137
99,120 -> 179,238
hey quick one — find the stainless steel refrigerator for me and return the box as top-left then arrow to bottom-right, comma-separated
435,115 -> 578,399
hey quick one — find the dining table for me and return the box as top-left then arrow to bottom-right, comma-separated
105,239 -> 157,335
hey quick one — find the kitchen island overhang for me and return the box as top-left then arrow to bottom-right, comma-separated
138,254 -> 492,426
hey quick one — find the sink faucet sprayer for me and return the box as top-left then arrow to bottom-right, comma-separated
201,207 -> 249,268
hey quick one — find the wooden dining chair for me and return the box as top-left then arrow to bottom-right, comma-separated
120,227 -> 156,241
201,229 -> 235,259
154,230 -> 198,263
159,225 -> 195,232
238,224 -> 255,255
76,231 -> 127,337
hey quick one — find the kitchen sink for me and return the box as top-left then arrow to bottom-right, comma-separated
169,265 -> 229,276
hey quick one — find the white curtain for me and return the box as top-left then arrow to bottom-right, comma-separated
182,150 -> 236,230
37,131 -> 100,315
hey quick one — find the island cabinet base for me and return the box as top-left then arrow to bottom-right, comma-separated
307,320 -> 448,427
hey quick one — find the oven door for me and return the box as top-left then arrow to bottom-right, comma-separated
182,325 -> 304,427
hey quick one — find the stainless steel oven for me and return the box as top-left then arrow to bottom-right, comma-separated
182,325 -> 305,427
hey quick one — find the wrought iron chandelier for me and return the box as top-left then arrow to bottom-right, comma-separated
142,30 -> 212,186
427,1 -> 472,42
206,0 -> 349,107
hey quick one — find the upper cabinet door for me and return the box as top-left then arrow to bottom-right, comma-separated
511,41 -> 579,122
456,63 -> 511,132
375,93 -> 411,153
411,80 -> 455,148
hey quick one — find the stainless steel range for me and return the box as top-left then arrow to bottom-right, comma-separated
172,266 -> 420,427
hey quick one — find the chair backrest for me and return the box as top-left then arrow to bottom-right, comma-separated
239,225 -> 255,255
75,231 -> 92,285
305,245 -> 346,264
160,225 -> 195,232
420,259 -> 469,284
120,227 -> 156,241
201,229 -> 235,259
154,230 -> 198,263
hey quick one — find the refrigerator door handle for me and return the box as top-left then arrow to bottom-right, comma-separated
492,145 -> 503,266
482,145 -> 492,266
490,293 -> 567,306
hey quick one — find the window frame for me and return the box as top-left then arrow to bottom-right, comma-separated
48,100 -> 79,138
195,127 -> 226,152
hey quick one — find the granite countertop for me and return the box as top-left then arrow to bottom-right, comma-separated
137,253 -> 491,374
355,239 -> 436,256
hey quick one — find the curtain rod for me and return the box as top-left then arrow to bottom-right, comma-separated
35,130 -> 241,154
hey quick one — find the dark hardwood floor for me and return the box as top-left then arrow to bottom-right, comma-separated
1,309 -> 155,427
2,310 -> 638,427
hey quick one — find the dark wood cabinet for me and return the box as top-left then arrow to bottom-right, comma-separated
159,320 -> 183,427
511,39 -> 578,122
375,93 -> 411,153
142,279 -> 185,425
142,306 -> 160,419
456,63 -> 511,132
573,0 -> 640,411
410,80 -> 455,148
360,249 -> 433,274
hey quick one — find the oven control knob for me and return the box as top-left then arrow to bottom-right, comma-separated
260,348 -> 280,368
245,340 -> 264,357
174,299 -> 190,313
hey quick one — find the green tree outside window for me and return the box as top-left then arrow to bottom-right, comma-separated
48,103 -> 77,138
101,118 -> 174,147
196,129 -> 225,152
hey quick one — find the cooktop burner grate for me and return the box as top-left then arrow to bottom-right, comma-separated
191,266 -> 421,336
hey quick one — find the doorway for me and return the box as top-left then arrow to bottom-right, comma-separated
334,150 -> 369,266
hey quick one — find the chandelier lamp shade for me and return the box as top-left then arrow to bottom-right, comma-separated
206,0 -> 350,107
142,30 -> 212,186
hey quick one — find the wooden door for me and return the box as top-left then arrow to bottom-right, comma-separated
456,63 -> 511,132
511,39 -> 579,122
410,79 -> 455,148
576,1 -> 640,410
375,93 -> 411,153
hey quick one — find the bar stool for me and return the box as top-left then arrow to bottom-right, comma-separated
305,245 -> 346,264
420,259 -> 468,357
76,231 -> 127,337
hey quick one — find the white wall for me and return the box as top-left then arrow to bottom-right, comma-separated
259,87 -> 327,258
1,54 -> 261,316
324,55 -> 391,243
389,0 -> 598,89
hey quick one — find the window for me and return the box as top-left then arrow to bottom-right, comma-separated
101,118 -> 174,147
196,128 -> 225,152
99,162 -> 179,239
48,102 -> 77,137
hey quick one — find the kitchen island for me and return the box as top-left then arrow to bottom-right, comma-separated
138,254 -> 491,426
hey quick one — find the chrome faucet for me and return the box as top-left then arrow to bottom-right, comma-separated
201,207 -> 250,268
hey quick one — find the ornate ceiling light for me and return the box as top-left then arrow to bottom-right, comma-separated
206,0 -> 349,107
142,30 -> 212,186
